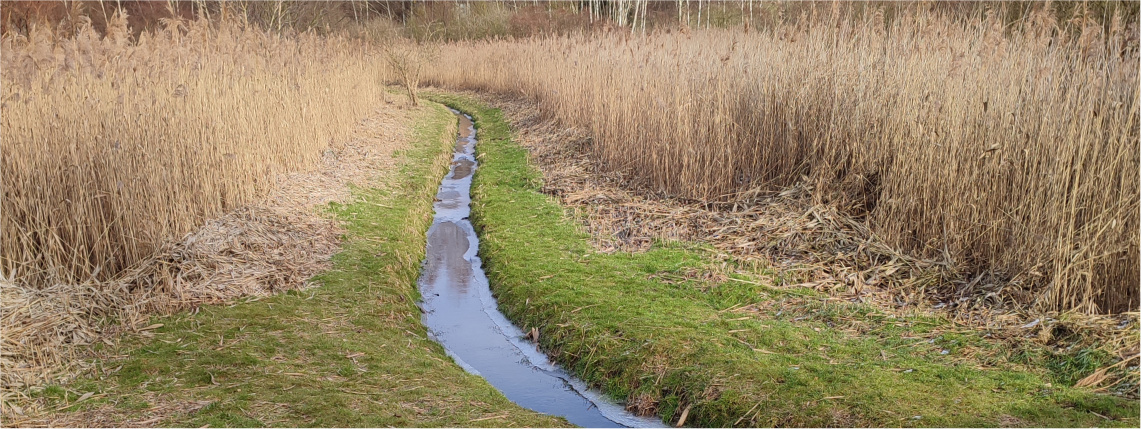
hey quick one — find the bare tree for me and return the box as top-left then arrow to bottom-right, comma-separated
383,30 -> 438,107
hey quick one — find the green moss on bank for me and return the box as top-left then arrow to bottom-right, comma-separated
38,102 -> 568,428
427,92 -> 1139,428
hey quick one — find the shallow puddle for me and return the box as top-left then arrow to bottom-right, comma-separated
417,110 -> 662,428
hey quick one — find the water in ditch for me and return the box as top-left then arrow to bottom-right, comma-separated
417,110 -> 663,428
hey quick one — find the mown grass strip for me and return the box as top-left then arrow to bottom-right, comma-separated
427,92 -> 1139,428
38,102 -> 568,428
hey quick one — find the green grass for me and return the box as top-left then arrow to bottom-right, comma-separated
39,102 -> 568,427
426,92 -> 1140,428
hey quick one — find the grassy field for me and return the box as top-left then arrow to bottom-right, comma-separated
428,92 -> 1138,427
426,3 -> 1140,315
12,102 -> 567,428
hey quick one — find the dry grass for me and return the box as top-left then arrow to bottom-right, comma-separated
1,10 -> 412,406
426,3 -> 1139,314
2,13 -> 390,286
11,391 -> 214,428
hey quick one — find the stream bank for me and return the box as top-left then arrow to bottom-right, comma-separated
14,101 -> 568,428
417,109 -> 662,428
426,92 -> 1139,428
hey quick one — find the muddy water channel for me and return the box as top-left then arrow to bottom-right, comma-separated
417,110 -> 661,428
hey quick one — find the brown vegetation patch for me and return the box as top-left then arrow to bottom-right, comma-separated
0,101 -> 412,417
2,15 -> 397,289
625,392 -> 658,417
15,393 -> 212,428
427,5 -> 1139,315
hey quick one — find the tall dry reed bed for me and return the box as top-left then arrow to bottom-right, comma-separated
2,15 -> 387,286
0,13 -> 395,394
428,6 -> 1139,314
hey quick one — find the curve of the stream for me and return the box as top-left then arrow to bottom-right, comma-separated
416,109 -> 663,428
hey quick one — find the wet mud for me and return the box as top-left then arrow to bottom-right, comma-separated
417,110 -> 662,428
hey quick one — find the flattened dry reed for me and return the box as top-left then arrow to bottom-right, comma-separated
427,4 -> 1140,314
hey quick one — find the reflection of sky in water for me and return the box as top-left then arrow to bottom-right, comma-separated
417,111 -> 664,429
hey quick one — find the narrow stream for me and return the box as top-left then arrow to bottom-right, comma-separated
417,110 -> 663,428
